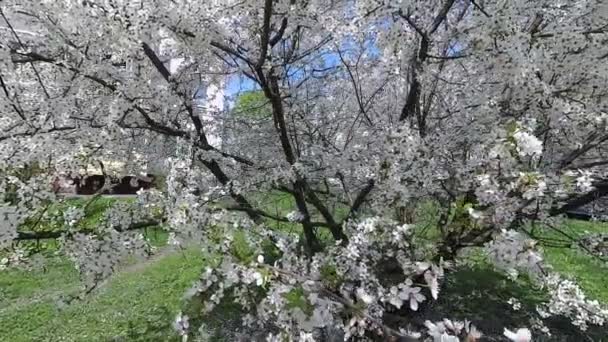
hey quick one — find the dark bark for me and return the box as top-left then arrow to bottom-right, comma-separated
198,157 -> 262,223
551,180 -> 608,216
346,179 -> 375,219
257,68 -> 323,252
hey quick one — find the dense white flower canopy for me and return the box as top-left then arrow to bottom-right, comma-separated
1,0 -> 607,340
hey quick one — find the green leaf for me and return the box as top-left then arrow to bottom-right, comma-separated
261,238 -> 282,264
282,286 -> 313,316
320,263 -> 343,289
233,90 -> 271,119
231,230 -> 255,263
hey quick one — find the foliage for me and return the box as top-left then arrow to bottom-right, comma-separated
0,249 -> 202,342
1,0 -> 608,340
541,221 -> 608,303
233,90 -> 272,120
20,197 -> 118,234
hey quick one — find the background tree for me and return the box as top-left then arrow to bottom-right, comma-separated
1,0 -> 608,340
233,90 -> 272,120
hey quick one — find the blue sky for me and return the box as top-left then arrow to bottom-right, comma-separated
208,27 -> 463,108
226,74 -> 257,97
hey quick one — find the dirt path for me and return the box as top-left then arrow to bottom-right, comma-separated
87,246 -> 177,295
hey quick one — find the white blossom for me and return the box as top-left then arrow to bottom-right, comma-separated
173,312 -> 190,339
385,280 -> 426,311
286,211 -> 305,223
576,171 -> 594,193
508,297 -> 522,311
355,287 -> 374,305
503,327 -> 531,342
513,130 -> 543,158
167,232 -> 182,247
467,207 -> 483,220
1,0 -> 607,339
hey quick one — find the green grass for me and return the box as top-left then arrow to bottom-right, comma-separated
251,193 -> 608,305
0,258 -> 79,305
410,199 -> 608,303
249,190 -> 348,244
2,197 -> 191,341
12,196 -> 170,255
424,263 -> 607,340
2,194 -> 607,340
0,248 -> 203,342
21,197 -> 121,233
541,220 -> 608,303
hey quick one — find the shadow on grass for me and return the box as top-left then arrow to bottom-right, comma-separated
413,266 -> 606,342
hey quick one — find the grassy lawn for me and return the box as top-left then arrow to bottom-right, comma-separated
1,197 -> 196,342
1,195 -> 606,340
0,248 -> 202,342
541,220 -> 608,303
21,196 -> 122,233
411,201 -> 608,303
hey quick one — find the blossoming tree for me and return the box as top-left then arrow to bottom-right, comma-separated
1,0 -> 607,340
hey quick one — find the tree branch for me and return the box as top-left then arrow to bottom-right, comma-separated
429,0 -> 456,35
141,42 -> 208,144
345,179 -> 375,219
257,0 -> 274,68
551,180 -> 608,216
470,0 -> 491,17
269,17 -> 288,47
0,8 -> 50,98
16,220 -> 160,241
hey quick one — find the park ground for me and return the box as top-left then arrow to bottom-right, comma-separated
1,197 -> 607,341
